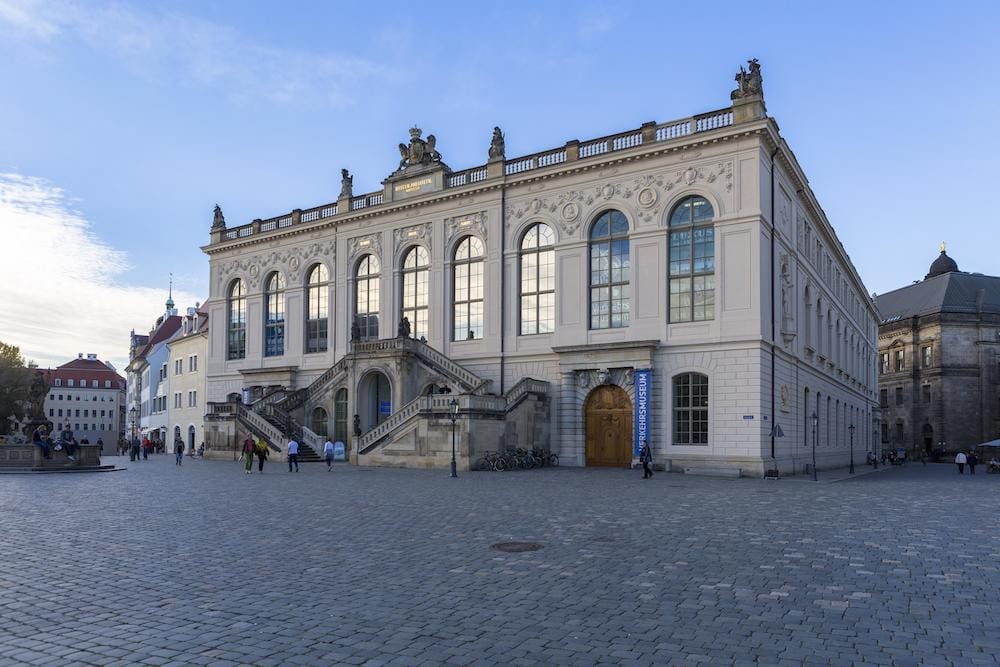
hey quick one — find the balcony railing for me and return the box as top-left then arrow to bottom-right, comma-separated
216,105 -> 740,244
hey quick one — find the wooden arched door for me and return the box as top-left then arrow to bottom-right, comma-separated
585,385 -> 633,467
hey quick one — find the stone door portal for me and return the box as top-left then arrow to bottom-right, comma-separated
359,371 -> 391,433
584,385 -> 632,467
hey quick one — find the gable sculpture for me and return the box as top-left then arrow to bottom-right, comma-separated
395,127 -> 443,173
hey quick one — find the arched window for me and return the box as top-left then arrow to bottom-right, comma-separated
803,388 -> 810,448
354,255 -> 380,341
227,279 -> 246,360
264,272 -> 286,357
453,236 -> 485,340
804,286 -> 813,348
401,246 -> 430,339
520,223 -> 555,335
334,388 -> 348,445
311,407 -> 328,438
673,373 -> 708,445
589,210 -> 630,329
669,196 -> 715,322
305,264 -> 329,353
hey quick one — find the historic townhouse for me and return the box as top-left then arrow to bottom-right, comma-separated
44,354 -> 126,446
202,62 -> 879,475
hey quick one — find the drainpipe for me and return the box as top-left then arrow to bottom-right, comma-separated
499,182 -> 506,396
770,145 -> 779,460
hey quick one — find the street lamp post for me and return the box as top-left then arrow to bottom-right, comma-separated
449,398 -> 459,478
129,406 -> 137,444
848,423 -> 856,475
811,412 -> 818,482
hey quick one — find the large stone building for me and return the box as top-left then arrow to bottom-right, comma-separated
202,62 -> 879,475
44,354 -> 126,446
875,246 -> 1000,457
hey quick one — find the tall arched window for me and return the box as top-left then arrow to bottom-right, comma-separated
401,246 -> 429,338
803,388 -> 810,448
264,272 -> 286,357
669,196 -> 715,322
520,223 -> 555,335
804,286 -> 813,348
305,264 -> 329,353
227,279 -> 246,360
311,407 -> 328,438
589,210 -> 630,329
453,236 -> 485,340
673,373 -> 709,445
354,255 -> 380,341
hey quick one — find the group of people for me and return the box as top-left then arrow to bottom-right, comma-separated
30,424 -> 92,462
954,451 -> 981,474
238,435 -> 345,474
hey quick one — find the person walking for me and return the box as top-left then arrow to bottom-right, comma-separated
241,436 -> 255,474
287,437 -> 299,472
131,437 -> 140,461
323,438 -> 335,471
967,451 -> 978,475
174,439 -> 185,466
639,440 -> 653,479
255,437 -> 269,473
955,451 -> 967,474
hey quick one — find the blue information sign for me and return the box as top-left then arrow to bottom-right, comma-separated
379,401 -> 392,415
633,369 -> 651,457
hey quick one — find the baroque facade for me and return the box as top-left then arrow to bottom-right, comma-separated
875,247 -> 1000,457
202,62 -> 879,476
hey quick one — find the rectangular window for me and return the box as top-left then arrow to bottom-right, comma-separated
83,409 -> 88,418
48,408 -> 53,417
895,350 -> 905,372
91,380 -> 98,388
880,353 -> 889,375
922,385 -> 931,403
895,422 -> 904,443
55,379 -> 62,387
75,409 -> 80,417
921,346 -> 932,368
68,379 -> 74,387
672,373 -> 709,445
104,380 -> 111,388
881,423 -> 889,443
58,409 -> 62,417
175,359 -> 182,375
879,389 -> 888,408
895,387 -> 904,406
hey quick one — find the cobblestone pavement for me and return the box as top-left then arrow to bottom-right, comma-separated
2,456 -> 998,666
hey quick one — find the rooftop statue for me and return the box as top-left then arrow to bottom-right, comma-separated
340,168 -> 353,199
396,127 -> 442,172
731,58 -> 763,100
211,204 -> 226,230
488,126 -> 505,161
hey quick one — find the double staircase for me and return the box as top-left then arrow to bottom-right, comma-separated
216,336 -> 511,464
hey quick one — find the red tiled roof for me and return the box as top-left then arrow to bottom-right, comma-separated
51,358 -> 125,390
133,315 -> 183,361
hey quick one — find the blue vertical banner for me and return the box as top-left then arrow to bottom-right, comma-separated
633,369 -> 651,457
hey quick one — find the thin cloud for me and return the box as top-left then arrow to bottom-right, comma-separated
0,172 -> 200,372
0,0 -> 388,108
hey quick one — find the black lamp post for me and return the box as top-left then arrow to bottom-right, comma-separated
449,398 -> 459,478
129,406 -> 137,445
811,412 -> 818,482
848,423 -> 855,474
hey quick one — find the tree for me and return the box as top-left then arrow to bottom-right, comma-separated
0,342 -> 31,435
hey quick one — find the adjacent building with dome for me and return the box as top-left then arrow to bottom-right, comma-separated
875,246 -> 1000,458
200,62 -> 879,476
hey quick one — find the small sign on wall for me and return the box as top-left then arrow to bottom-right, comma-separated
379,401 -> 392,415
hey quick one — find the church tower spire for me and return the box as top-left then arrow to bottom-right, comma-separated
165,274 -> 176,314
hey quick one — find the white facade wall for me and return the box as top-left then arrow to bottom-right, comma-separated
166,331 -> 207,451
203,112 -> 879,474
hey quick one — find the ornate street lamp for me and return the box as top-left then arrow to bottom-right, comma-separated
129,406 -> 137,445
848,423 -> 856,475
449,398 -> 459,478
811,412 -> 818,482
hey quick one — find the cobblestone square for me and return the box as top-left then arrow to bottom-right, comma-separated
2,458 -> 998,666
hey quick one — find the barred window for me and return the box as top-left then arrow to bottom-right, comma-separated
305,264 -> 329,353
453,236 -> 485,340
673,373 -> 709,445
589,210 -> 630,329
519,223 -> 555,335
227,279 -> 246,360
669,196 -> 715,322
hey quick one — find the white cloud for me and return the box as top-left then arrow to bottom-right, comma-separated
0,172 -> 200,372
0,0 -> 388,108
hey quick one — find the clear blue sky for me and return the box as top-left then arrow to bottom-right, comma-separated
1,0 -> 998,369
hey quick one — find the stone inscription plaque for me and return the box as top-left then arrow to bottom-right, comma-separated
392,176 -> 435,199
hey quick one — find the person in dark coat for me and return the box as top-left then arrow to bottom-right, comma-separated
967,452 -> 978,475
639,440 -> 653,479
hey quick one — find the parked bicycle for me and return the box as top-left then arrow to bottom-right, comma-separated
474,448 -> 558,471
